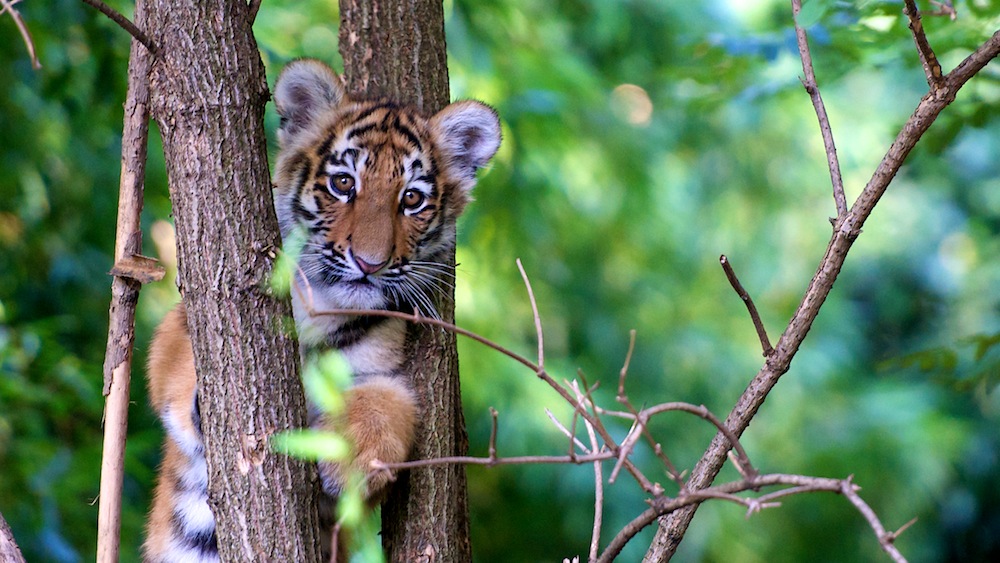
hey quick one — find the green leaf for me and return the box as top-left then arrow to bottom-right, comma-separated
303,352 -> 352,414
271,430 -> 350,461
972,332 -> 1000,362
796,0 -> 830,28
270,226 -> 307,297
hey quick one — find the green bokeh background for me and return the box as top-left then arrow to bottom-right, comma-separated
2,0 -> 999,561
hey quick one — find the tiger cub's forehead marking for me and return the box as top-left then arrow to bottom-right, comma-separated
317,115 -> 434,196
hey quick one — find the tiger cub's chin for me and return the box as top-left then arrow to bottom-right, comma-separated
142,58 -> 500,563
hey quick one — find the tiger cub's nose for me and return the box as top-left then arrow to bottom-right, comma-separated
355,254 -> 388,275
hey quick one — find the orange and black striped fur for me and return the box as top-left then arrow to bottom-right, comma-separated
142,59 -> 501,562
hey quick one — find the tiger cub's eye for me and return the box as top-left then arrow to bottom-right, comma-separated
328,173 -> 356,196
401,189 -> 425,210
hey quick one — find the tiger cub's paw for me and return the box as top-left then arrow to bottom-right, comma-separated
318,376 -> 417,504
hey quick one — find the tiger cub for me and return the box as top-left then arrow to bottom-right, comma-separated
142,59 -> 501,562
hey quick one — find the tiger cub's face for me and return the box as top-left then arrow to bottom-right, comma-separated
272,60 -> 500,319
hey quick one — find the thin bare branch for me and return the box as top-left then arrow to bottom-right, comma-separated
790,0 -> 847,219
568,377 -> 662,496
888,517 -> 919,543
903,0 -> 945,88
80,0 -> 157,54
487,407 -> 499,461
545,408 -> 592,455
97,4 -> 152,557
371,451 -> 615,475
719,255 -> 773,357
329,523 -> 342,563
608,418 -> 642,484
568,405 -> 580,461
616,329 -> 637,397
584,415 -> 603,563
517,258 -> 545,369
647,403 -> 756,479
927,0 -> 957,20
248,0 -> 261,22
838,478 -> 909,563
1,0 -> 41,69
610,339 -> 685,487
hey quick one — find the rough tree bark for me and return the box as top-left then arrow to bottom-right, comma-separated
0,512 -> 26,563
338,1 -> 473,561
144,0 -> 323,560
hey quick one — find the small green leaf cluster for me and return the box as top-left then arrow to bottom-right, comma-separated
271,351 -> 385,563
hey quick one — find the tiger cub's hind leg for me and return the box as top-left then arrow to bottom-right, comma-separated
143,304 -> 218,563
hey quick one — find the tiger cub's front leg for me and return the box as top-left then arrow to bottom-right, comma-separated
317,376 -> 418,504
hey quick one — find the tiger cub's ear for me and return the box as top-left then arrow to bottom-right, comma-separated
430,100 -> 502,187
274,59 -> 345,148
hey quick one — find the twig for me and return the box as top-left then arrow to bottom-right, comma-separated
97,3 -> 154,559
927,0 -> 957,20
903,0 -> 945,88
1,0 -> 41,69
545,408 -> 592,455
838,478 -> 909,563
616,330 -> 637,397
572,375 -> 662,496
579,412 -> 603,563
329,522 -> 342,563
487,407 -> 499,461
790,0 -> 848,219
371,451 -> 615,474
568,405 -> 580,461
615,402 -> 757,480
612,334 -> 684,487
888,517 -> 918,543
79,0 -> 157,54
517,258 -> 545,370
719,255 -> 773,357
644,25 -> 1000,563
248,0 -> 261,23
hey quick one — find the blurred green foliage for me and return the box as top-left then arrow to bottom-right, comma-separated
1,0 -> 998,561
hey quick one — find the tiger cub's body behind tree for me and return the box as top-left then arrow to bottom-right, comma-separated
142,59 -> 501,563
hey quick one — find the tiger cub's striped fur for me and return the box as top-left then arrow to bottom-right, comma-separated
142,59 -> 501,562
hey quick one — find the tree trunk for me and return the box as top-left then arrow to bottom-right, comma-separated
338,1 -> 473,561
145,1 -> 323,560
0,512 -> 26,563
